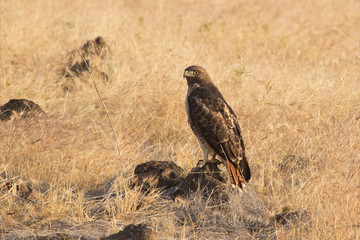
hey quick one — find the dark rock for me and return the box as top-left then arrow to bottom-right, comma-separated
82,36 -> 109,57
66,59 -> 91,78
0,99 -> 45,121
61,36 -> 112,92
101,224 -> 157,240
164,160 -> 228,202
131,161 -> 185,193
178,160 -> 226,195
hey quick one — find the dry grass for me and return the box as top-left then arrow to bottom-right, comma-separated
1,0 -> 360,239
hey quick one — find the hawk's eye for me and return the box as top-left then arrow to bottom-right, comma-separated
194,70 -> 199,74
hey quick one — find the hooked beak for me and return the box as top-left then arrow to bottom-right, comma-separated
183,70 -> 194,78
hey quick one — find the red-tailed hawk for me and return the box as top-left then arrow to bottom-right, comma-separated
184,65 -> 251,190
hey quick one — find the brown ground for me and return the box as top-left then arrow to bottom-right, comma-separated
1,0 -> 360,239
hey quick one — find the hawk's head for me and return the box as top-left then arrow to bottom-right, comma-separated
183,65 -> 212,86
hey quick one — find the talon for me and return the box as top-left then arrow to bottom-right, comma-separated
212,159 -> 222,165
197,160 -> 206,168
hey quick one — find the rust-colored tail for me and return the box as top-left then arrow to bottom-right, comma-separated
225,159 -> 246,190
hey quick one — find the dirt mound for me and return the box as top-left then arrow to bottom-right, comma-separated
0,99 -> 45,122
102,224 -> 157,240
61,36 -> 112,92
131,161 -> 185,193
161,160 -> 228,203
129,160 -> 311,239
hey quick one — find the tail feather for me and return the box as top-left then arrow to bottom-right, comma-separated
225,159 -> 246,190
239,156 -> 251,182
220,144 -> 248,190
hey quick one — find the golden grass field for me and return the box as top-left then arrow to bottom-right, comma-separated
1,0 -> 360,239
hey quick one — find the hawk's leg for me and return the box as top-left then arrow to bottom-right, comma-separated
197,151 -> 221,168
196,148 -> 209,168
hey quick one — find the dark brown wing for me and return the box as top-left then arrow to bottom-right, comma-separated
228,102 -> 251,182
187,87 -> 251,182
